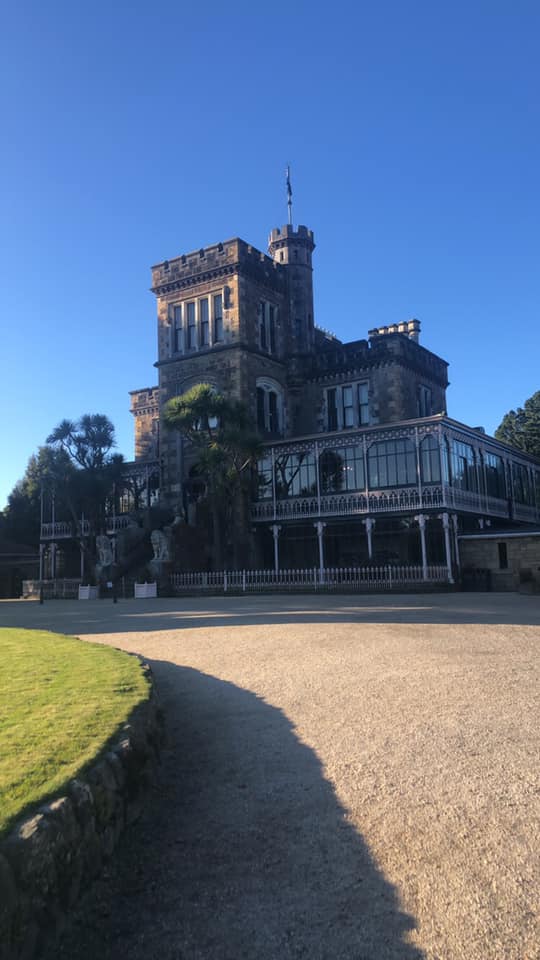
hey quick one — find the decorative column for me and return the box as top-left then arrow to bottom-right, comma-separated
451,514 -> 460,572
39,543 -> 45,582
270,524 -> 281,573
314,521 -> 326,579
50,542 -> 57,580
362,517 -> 375,560
414,514 -> 428,580
80,544 -> 85,580
439,512 -> 454,583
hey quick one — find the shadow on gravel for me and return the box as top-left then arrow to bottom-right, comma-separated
45,661 -> 425,960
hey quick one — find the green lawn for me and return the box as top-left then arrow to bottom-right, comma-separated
0,628 -> 150,838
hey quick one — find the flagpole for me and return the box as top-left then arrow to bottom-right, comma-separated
286,164 -> 293,226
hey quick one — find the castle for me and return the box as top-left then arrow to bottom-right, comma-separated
128,218 -> 540,577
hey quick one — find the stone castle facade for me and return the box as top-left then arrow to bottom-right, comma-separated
132,223 -> 448,488
128,219 -> 540,575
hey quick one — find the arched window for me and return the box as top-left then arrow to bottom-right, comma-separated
256,379 -> 283,435
368,439 -> 416,488
420,435 -> 441,484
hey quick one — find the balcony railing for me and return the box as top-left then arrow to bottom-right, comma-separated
40,522 -> 73,540
251,484 -> 516,522
41,515 -> 133,540
513,502 -> 540,522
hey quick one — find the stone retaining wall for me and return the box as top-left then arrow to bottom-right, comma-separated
0,662 -> 163,960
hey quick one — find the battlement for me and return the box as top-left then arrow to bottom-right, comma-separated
151,237 -> 285,293
268,224 -> 315,249
129,386 -> 160,415
368,318 -> 421,343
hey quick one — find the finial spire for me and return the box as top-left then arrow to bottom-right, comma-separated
286,163 -> 293,226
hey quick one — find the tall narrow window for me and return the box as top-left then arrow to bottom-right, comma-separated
199,298 -> 209,346
342,386 -> 354,427
420,435 -> 441,483
327,389 -> 338,431
418,385 -> 433,417
268,391 -> 278,432
259,302 -> 267,350
269,305 -> 276,353
173,305 -> 182,353
256,387 -> 266,432
358,382 -> 369,424
498,542 -> 508,569
186,302 -> 196,350
213,294 -> 223,341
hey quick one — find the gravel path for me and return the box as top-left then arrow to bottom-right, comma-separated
2,593 -> 539,960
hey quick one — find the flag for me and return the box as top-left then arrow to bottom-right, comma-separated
286,165 -> 292,200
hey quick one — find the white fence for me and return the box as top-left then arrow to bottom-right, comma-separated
22,579 -> 82,599
134,582 -> 157,599
170,564 -> 450,594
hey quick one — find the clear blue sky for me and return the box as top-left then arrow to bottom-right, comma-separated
1,1 -> 539,509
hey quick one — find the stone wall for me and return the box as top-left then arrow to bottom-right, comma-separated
0,663 -> 163,960
460,534 -> 540,592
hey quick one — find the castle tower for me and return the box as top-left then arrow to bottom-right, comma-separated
268,225 -> 315,354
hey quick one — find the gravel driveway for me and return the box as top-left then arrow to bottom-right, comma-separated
2,593 -> 539,960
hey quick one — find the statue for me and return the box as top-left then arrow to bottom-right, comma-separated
95,533 -> 113,580
151,528 -> 171,562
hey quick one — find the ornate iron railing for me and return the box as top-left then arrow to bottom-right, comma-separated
251,484 -> 514,522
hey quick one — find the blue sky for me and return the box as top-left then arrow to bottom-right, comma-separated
1,1 -> 539,509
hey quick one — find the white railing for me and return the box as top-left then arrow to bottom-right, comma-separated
40,522 -> 73,539
107,516 -> 131,534
22,579 -> 82,599
252,485 -> 513,522
170,564 -> 450,594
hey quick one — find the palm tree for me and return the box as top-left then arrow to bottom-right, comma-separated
163,385 -> 262,567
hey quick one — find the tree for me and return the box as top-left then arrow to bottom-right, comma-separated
495,390 -> 540,459
45,414 -> 125,579
163,384 -> 262,567
0,446 -> 74,547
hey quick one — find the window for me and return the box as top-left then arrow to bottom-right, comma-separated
418,384 -> 433,417
498,542 -> 508,569
327,388 -> 338,431
368,439 -> 416,488
342,386 -> 354,427
485,452 -> 506,499
169,294 -> 225,355
450,440 -> 477,491
325,382 -> 370,430
512,463 -> 533,505
269,305 -> 276,354
186,302 -> 196,350
256,456 -> 273,500
199,299 -> 209,346
274,451 -> 317,498
319,445 -> 365,494
173,305 -> 182,352
268,390 -> 278,432
258,301 -> 278,353
256,380 -> 283,434
213,294 -> 223,342
358,383 -> 369,424
420,435 -> 441,484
